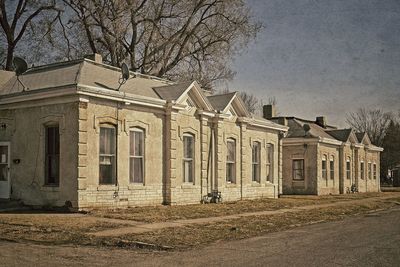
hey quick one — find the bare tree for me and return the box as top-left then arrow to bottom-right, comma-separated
0,0 -> 60,70
346,108 -> 393,146
61,0 -> 260,89
238,91 -> 259,114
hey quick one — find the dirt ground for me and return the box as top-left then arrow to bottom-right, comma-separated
88,192 -> 385,223
0,192 -> 399,250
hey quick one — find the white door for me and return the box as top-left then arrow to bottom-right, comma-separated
0,143 -> 10,199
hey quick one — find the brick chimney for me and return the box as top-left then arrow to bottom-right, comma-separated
263,104 -> 276,119
84,53 -> 102,63
316,116 -> 326,128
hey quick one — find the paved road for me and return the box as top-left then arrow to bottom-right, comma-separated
1,207 -> 400,267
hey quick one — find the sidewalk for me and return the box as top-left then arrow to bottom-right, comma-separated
91,194 -> 400,237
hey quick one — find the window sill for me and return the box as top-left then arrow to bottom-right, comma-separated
181,183 -> 198,189
225,183 -> 238,188
97,185 -> 118,191
128,184 -> 146,190
251,182 -> 261,187
40,185 -> 60,192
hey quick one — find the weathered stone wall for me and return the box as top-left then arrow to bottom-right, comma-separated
317,143 -> 340,195
77,99 -> 165,208
240,125 -> 279,199
282,142 -> 318,195
0,102 -> 79,207
356,149 -> 380,193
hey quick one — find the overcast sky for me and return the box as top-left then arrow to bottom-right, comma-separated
227,0 -> 400,127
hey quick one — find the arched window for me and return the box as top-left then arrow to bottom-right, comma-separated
45,124 -> 60,186
130,127 -> 144,184
360,161 -> 365,179
322,155 -> 327,179
183,133 -> 194,183
330,155 -> 334,180
368,162 -> 372,179
266,144 -> 274,183
252,141 -> 261,182
226,138 -> 236,183
346,157 -> 351,180
99,124 -> 117,185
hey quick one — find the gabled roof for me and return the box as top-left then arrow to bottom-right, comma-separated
207,92 -> 237,112
326,129 -> 353,142
286,118 -> 338,139
355,132 -> 372,145
153,81 -> 193,101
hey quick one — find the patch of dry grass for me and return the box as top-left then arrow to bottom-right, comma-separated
119,197 -> 400,249
89,192 -> 393,223
0,193 -> 399,249
0,213 -> 127,245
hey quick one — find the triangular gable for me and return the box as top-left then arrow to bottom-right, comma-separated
175,81 -> 213,111
348,130 -> 358,144
361,134 -> 372,145
225,93 -> 251,118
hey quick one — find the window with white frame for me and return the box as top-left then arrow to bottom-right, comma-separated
45,125 -> 60,186
252,141 -> 261,182
368,162 -> 372,179
183,134 -> 194,183
322,155 -> 327,179
360,161 -> 365,179
346,157 -> 351,180
226,138 -> 236,183
130,128 -> 144,184
330,155 -> 334,180
373,163 -> 377,179
266,144 -> 274,182
99,125 -> 117,185
292,159 -> 304,180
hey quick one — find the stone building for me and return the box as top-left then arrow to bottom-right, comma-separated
0,55 -> 287,209
264,105 -> 383,195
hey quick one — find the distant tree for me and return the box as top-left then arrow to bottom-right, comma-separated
346,108 -> 393,146
238,91 -> 259,114
0,0 -> 60,70
381,119 -> 400,179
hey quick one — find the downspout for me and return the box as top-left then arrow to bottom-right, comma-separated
278,131 -> 284,196
240,124 -> 243,200
211,124 -> 215,192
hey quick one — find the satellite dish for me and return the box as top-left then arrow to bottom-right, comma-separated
303,124 -> 311,134
121,63 -> 130,81
12,57 -> 28,75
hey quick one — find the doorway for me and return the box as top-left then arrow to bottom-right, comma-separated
0,142 -> 10,199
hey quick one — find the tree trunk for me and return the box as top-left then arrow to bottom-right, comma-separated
5,44 -> 14,71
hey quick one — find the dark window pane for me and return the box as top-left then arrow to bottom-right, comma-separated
45,126 -> 60,185
132,158 -> 143,183
99,126 -> 116,184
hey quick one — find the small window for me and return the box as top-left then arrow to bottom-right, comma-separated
368,162 -> 372,179
226,139 -> 236,183
252,141 -> 261,182
183,134 -> 194,183
330,156 -> 334,180
266,144 -> 274,182
45,125 -> 60,186
292,159 -> 304,180
346,158 -> 351,180
360,161 -> 365,180
99,125 -> 116,185
130,128 -> 144,184
322,155 -> 327,179
373,163 -> 377,179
